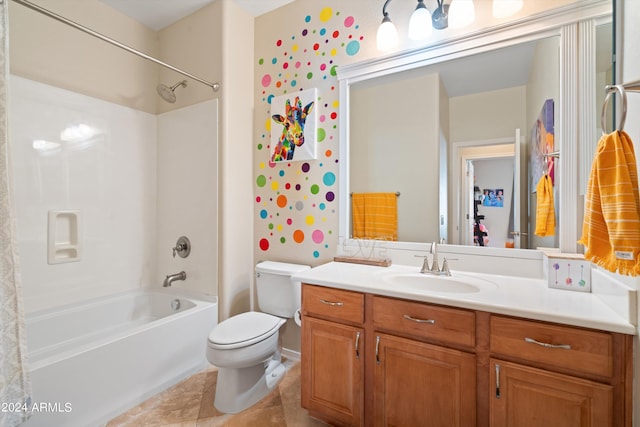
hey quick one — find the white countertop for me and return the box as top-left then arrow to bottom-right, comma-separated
293,262 -> 637,335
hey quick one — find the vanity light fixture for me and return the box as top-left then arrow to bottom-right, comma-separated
377,0 -> 476,51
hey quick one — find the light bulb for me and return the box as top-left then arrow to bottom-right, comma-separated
493,0 -> 523,18
377,16 -> 398,51
448,0 -> 475,29
408,2 -> 432,41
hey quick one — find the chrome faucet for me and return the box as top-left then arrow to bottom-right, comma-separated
163,271 -> 186,287
419,242 -> 451,276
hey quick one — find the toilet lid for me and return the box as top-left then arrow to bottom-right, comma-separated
208,311 -> 283,348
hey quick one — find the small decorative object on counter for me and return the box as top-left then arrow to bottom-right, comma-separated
543,252 -> 591,292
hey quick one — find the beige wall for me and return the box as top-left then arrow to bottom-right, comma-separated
350,71 -> 441,243
219,0 -> 254,319
157,1 -> 223,114
9,0 -> 159,113
450,86 -> 527,142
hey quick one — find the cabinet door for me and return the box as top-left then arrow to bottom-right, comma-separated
302,316 -> 364,426
490,359 -> 613,427
373,333 -> 476,427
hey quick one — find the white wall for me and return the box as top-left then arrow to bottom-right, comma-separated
473,157 -> 514,248
9,76 -> 158,313
156,100 -> 219,295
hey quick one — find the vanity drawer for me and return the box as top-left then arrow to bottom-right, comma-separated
490,315 -> 613,378
372,296 -> 475,348
302,284 -> 365,325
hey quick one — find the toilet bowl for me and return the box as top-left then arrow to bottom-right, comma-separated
206,261 -> 310,414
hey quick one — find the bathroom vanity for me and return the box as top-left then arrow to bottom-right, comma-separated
296,262 -> 635,427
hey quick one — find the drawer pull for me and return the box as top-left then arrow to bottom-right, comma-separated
495,364 -> 501,398
320,299 -> 344,306
403,314 -> 436,324
355,332 -> 361,359
524,337 -> 571,350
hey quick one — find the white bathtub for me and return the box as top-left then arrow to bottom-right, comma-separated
22,289 -> 218,427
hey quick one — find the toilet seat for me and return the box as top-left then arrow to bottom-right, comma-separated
208,311 -> 284,350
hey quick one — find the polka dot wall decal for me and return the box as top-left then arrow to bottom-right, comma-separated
319,7 -> 332,22
318,128 -> 326,142
255,8 -> 363,259
346,40 -> 360,56
312,230 -> 324,243
323,172 -> 336,186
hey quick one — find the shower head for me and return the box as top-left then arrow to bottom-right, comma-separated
157,80 -> 187,103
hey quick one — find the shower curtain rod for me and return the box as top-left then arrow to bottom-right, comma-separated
11,0 -> 221,92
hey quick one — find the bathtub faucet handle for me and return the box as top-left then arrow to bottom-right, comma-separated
172,236 -> 191,258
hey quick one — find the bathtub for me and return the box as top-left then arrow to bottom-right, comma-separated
22,289 -> 218,427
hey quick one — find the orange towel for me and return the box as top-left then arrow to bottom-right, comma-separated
534,174 -> 555,237
351,193 -> 398,241
578,131 -> 640,276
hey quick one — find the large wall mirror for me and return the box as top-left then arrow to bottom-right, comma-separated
338,0 -> 613,254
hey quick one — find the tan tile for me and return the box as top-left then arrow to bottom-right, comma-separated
221,403 -> 287,427
282,401 -> 331,427
278,362 -> 301,405
198,370 -> 225,420
108,371 -> 208,426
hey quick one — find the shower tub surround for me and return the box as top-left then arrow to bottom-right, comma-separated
22,288 -> 218,427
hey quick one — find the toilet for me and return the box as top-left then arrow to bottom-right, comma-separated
206,261 -> 310,414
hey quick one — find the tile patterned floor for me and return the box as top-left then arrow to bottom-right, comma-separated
106,360 -> 329,427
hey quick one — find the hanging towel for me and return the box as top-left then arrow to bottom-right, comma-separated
351,192 -> 398,241
579,130 -> 640,276
534,174 -> 555,237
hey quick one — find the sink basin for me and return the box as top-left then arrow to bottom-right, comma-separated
382,272 -> 498,294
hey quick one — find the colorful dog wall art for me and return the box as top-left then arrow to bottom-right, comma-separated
270,88 -> 317,164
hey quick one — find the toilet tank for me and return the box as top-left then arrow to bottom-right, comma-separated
255,261 -> 310,318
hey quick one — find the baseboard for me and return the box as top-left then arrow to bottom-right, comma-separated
282,347 -> 301,361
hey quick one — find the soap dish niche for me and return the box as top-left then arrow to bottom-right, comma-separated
48,210 -> 81,264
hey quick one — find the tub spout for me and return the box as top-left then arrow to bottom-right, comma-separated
163,271 -> 186,287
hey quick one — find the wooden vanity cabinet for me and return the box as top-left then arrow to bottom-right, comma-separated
488,315 -> 632,427
301,284 -> 633,427
302,284 -> 477,426
301,285 -> 365,426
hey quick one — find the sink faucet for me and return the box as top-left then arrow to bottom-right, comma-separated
419,242 -> 451,276
163,271 -> 186,287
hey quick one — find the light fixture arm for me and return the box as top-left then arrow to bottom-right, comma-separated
382,0 -> 393,20
432,0 -> 449,30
